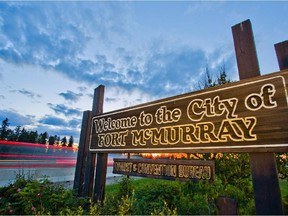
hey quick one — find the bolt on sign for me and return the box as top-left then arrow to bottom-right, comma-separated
90,70 -> 288,153
113,158 -> 215,182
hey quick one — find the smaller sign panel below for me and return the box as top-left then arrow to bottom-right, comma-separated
113,158 -> 215,182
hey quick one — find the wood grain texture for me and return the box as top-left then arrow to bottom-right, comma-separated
113,158 -> 215,182
275,40 -> 288,70
90,70 -> 288,153
233,19 -> 283,215
73,110 -> 92,196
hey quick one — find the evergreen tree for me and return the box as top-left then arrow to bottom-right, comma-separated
48,136 -> 55,145
198,65 -> 214,89
18,128 -> 29,142
217,63 -> 231,85
197,63 -> 231,90
68,136 -> 74,147
61,136 -> 67,147
39,132 -> 48,144
0,118 -> 11,140
56,136 -> 60,146
12,126 -> 22,141
1,117 -> 77,149
28,131 -> 38,143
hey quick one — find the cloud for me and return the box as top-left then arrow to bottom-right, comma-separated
78,86 -> 87,93
0,109 -> 81,140
0,2 -> 87,64
68,119 -> 81,129
39,115 -> 67,126
58,90 -> 83,102
105,97 -> 119,103
0,2 -> 132,75
10,88 -> 41,99
141,47 -> 207,95
36,124 -> 80,140
47,103 -> 82,117
0,95 -> 5,100
0,109 -> 34,126
38,115 -> 81,130
0,2 -> 236,102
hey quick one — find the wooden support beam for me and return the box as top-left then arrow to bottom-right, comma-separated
93,153 -> 108,203
275,40 -> 288,70
232,19 -> 260,79
83,153 -> 96,197
90,85 -> 108,204
249,152 -> 283,214
83,85 -> 106,198
232,19 -> 283,215
216,196 -> 238,215
73,110 -> 92,196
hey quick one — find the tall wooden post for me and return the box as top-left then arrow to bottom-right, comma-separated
90,85 -> 108,204
73,110 -> 92,196
93,153 -> 108,203
275,40 -> 288,70
232,19 -> 283,215
83,150 -> 96,197
83,85 -> 105,198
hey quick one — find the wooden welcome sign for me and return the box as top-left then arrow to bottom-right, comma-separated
90,70 -> 288,153
74,19 -> 287,214
113,158 -> 215,182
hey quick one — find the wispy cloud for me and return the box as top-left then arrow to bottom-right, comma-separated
58,91 -> 83,102
78,86 -> 87,93
0,109 -> 34,126
39,115 -> 67,126
36,124 -> 80,138
11,88 -> 42,99
0,2 -> 235,101
47,103 -> 82,117
37,116 -> 81,138
104,97 -> 118,103
0,1 -> 240,143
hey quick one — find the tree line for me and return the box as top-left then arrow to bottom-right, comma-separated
0,118 -> 74,147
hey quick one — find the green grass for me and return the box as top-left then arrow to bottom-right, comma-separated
105,177 -> 179,196
280,180 -> 288,198
106,177 -> 288,199
106,178 -> 155,194
105,183 -> 119,194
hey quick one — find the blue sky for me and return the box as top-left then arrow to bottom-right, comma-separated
0,1 -> 287,143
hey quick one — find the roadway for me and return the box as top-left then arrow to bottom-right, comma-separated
0,154 -> 130,187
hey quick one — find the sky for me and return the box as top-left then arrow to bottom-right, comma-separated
0,1 -> 287,143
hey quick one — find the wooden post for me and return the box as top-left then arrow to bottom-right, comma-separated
83,85 -> 105,198
83,153 -> 96,197
93,153 -> 108,203
91,85 -> 108,204
73,110 -> 92,196
216,196 -> 238,215
127,153 -> 130,178
232,20 -> 260,80
232,19 -> 283,214
275,40 -> 288,70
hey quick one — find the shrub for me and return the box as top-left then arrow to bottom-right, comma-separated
0,175 -> 87,215
0,173 -> 262,215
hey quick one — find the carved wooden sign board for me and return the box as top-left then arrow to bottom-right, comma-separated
90,70 -> 288,153
113,158 -> 215,182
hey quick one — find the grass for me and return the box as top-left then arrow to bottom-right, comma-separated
106,177 -> 288,200
280,179 -> 288,198
105,177 -> 175,195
